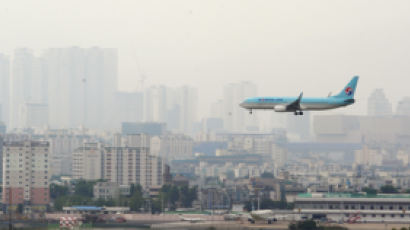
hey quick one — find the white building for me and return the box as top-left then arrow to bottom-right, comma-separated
44,47 -> 118,129
154,134 -> 194,161
103,146 -> 164,189
295,193 -> 410,223
143,85 -> 167,123
114,91 -> 144,124
10,48 -> 47,129
72,142 -> 103,180
367,89 -> 392,117
397,97 -> 410,116
45,129 -> 90,176
0,53 -> 10,126
354,146 -> 383,166
223,82 -> 258,132
172,86 -> 198,134
93,181 -> 128,200
20,102 -> 48,128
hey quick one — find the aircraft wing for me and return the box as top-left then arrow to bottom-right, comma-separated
286,92 -> 303,111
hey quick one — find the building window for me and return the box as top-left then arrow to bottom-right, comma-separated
345,205 -> 348,209
381,214 -> 385,218
401,214 -> 404,218
360,205 -> 365,210
380,206 -> 384,210
389,206 -> 393,210
345,214 -> 349,217
372,214 -> 376,218
399,206 -> 403,210
391,214 -> 395,218
329,205 -> 333,209
362,214 -> 366,217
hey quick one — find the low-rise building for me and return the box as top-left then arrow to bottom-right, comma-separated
63,206 -> 130,214
93,182 -> 130,200
295,193 -> 410,223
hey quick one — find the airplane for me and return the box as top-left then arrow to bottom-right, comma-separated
239,76 -> 359,115
178,215 -> 205,223
249,210 -> 283,224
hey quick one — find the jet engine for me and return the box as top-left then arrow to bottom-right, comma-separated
274,105 -> 287,112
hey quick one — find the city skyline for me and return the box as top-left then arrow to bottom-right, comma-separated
0,47 -> 409,135
1,1 -> 410,118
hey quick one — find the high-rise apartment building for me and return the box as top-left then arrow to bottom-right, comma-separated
176,86 -> 198,134
0,54 -> 10,126
10,48 -> 47,129
2,141 -> 50,207
223,82 -> 258,132
72,142 -> 103,180
287,111 -> 311,141
397,97 -> 410,116
20,103 -> 48,128
115,91 -> 144,124
45,129 -> 90,176
44,47 -> 118,129
143,85 -> 167,123
103,146 -> 164,189
367,89 -> 392,116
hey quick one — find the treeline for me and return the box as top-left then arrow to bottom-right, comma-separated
152,185 -> 198,213
362,185 -> 408,195
50,180 -> 197,213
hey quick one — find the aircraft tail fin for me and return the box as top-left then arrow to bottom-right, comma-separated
333,76 -> 359,99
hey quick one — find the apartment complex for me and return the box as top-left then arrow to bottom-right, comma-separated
103,146 -> 164,189
2,141 -> 50,208
72,142 -> 103,180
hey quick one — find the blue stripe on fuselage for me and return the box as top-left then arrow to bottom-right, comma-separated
244,97 -> 349,105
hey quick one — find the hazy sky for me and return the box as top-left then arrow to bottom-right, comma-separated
1,0 -> 410,117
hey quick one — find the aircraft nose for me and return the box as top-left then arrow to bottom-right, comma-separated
239,102 -> 245,108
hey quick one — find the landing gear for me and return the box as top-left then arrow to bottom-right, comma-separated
249,110 -> 253,114
294,111 -> 303,116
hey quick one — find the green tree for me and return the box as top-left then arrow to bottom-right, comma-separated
95,198 -> 115,207
297,220 -> 317,230
74,180 -> 95,197
151,198 -> 162,214
129,188 -> 144,212
50,184 -> 69,199
54,195 -> 93,211
362,187 -> 378,195
180,186 -> 197,208
260,198 -> 284,209
380,185 -> 398,194
169,186 -> 180,205
129,184 -> 143,197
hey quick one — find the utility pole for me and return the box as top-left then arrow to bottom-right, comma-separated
9,188 -> 12,230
